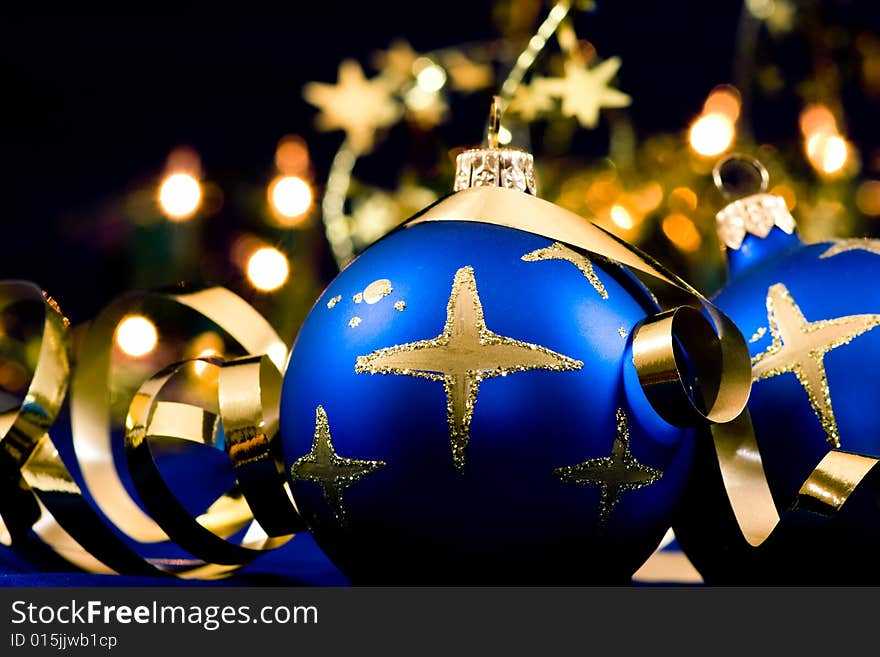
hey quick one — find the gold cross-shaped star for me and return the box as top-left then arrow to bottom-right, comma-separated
752,283 -> 880,447
290,405 -> 386,525
554,408 -> 662,528
819,238 -> 880,259
356,265 -> 583,472
521,242 -> 608,299
303,60 -> 402,154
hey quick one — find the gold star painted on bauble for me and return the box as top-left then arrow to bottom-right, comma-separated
538,57 -> 632,128
290,405 -> 386,525
303,60 -> 402,154
356,265 -> 583,472
819,238 -> 880,259
521,242 -> 608,299
749,326 -> 767,344
554,408 -> 662,528
751,283 -> 880,447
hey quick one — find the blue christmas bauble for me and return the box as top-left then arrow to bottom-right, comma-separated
675,188 -> 880,583
280,217 -> 694,584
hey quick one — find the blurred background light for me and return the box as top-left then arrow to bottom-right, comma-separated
414,58 -> 447,92
269,175 -> 313,223
115,315 -> 158,357
246,246 -> 290,291
689,113 -> 735,157
806,133 -> 849,175
159,172 -> 202,221
610,204 -> 634,229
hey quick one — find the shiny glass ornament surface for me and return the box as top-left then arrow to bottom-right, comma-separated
281,220 -> 693,584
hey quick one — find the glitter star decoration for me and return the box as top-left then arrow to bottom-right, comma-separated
521,242 -> 608,299
537,56 -> 632,128
819,238 -> 880,259
303,60 -> 402,154
751,283 -> 880,447
356,265 -> 583,472
554,408 -> 663,528
290,405 -> 386,525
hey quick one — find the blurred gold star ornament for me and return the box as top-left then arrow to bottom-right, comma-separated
303,60 -> 402,154
539,56 -> 632,128
507,81 -> 555,121
372,40 -> 419,84
443,51 -> 494,92
351,191 -> 399,246
350,182 -> 438,247
404,87 -> 449,129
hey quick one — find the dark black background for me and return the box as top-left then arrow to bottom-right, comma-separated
0,1 -> 876,319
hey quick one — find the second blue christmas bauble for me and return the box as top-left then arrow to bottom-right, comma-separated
675,160 -> 880,583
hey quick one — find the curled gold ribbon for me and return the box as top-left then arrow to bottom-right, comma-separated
0,282 -> 70,471
70,288 -> 289,546
125,358 -> 289,566
631,307 -> 722,427
0,283 -> 165,576
0,283 -> 300,578
219,355 -> 304,537
409,186 -> 880,548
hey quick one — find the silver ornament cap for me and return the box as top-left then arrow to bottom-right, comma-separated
713,155 -> 796,250
453,97 -> 537,195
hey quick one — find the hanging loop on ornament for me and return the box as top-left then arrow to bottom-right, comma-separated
712,154 -> 769,201
487,95 -> 501,149
712,155 -> 796,250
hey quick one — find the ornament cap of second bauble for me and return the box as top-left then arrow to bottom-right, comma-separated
713,154 -> 803,278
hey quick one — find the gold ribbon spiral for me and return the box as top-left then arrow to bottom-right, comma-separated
0,284 -> 301,578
